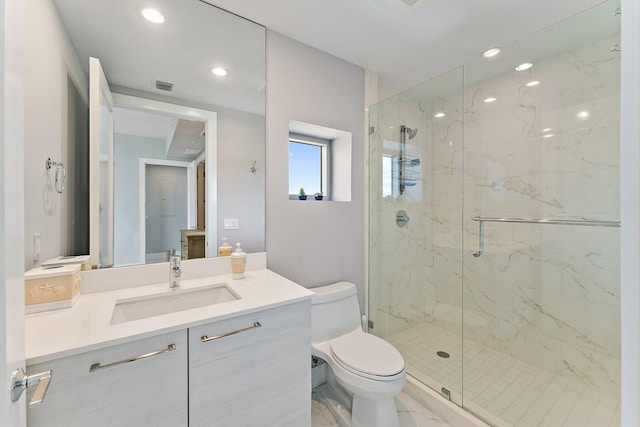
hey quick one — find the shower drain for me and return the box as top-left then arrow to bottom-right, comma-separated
436,351 -> 450,358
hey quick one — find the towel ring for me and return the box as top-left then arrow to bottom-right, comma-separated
46,158 -> 66,194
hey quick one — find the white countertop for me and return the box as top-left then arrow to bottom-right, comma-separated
25,269 -> 313,365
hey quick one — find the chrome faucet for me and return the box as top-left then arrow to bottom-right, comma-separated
169,255 -> 181,289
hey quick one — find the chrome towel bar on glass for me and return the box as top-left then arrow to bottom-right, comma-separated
201,322 -> 262,343
89,344 -> 176,372
471,215 -> 621,257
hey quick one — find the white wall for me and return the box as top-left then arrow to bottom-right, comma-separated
23,0 -> 85,269
0,0 -> 25,423
620,0 -> 640,423
265,31 -> 366,308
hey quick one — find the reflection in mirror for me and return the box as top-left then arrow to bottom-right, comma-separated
33,0 -> 266,269
110,94 -> 216,267
114,109 -> 205,266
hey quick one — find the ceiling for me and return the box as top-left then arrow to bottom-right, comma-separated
53,0 -> 615,147
54,0 -> 266,115
207,0 -> 608,91
113,108 -> 205,161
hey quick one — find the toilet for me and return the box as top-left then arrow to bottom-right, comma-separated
311,282 -> 406,427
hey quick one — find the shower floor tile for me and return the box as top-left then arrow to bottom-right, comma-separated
386,322 -> 620,427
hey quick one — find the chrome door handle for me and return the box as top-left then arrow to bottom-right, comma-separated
201,322 -> 262,343
89,344 -> 176,372
10,367 -> 53,405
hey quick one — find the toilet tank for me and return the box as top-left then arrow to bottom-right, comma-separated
311,282 -> 362,343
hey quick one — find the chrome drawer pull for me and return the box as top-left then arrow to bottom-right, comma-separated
89,344 -> 176,372
201,322 -> 262,343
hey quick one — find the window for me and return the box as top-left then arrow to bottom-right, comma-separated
289,133 -> 330,198
382,154 -> 393,198
288,120 -> 352,202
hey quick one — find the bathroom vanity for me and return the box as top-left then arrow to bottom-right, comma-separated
25,257 -> 313,426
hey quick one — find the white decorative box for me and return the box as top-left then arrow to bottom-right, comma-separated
42,255 -> 91,271
25,264 -> 82,314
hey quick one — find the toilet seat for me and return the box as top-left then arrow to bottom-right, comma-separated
330,331 -> 404,381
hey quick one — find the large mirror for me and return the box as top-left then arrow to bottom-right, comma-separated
45,0 -> 266,268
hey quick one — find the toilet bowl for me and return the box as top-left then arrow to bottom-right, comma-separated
311,282 -> 406,427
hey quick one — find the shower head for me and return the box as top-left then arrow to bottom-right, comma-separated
405,127 -> 418,139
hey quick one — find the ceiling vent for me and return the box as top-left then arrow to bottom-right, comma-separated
155,80 -> 174,91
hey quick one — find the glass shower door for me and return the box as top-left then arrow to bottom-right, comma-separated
367,68 -> 465,405
461,3 -> 621,425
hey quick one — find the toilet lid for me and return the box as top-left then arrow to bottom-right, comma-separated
330,332 -> 404,377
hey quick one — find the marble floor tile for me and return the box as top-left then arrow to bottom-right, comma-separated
311,384 -> 451,427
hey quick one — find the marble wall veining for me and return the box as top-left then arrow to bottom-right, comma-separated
461,33 -> 620,398
369,30 -> 621,405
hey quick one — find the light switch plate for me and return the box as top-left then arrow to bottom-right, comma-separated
223,218 -> 239,230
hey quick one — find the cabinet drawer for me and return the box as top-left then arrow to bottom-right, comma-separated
27,330 -> 187,427
189,301 -> 311,427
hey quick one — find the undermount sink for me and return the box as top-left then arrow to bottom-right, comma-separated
110,283 -> 240,324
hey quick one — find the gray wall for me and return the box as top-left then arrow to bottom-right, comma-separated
266,31 -> 366,310
113,134 -> 167,265
24,0 -> 86,269
216,108 -> 265,254
145,165 -> 188,256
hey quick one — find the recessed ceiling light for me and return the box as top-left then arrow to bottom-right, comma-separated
142,8 -> 164,24
484,97 -> 497,103
543,128 -> 552,133
515,62 -> 533,71
526,80 -> 540,87
434,112 -> 446,118
543,133 -> 554,138
212,67 -> 228,77
577,111 -> 589,119
482,47 -> 501,58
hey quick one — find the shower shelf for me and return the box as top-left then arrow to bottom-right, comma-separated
393,154 -> 421,190
471,215 -> 621,257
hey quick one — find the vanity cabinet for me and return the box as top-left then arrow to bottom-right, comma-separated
27,300 -> 311,427
27,330 -> 187,427
189,301 -> 311,427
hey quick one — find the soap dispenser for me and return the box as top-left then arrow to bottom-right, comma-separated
218,237 -> 233,257
230,242 -> 246,279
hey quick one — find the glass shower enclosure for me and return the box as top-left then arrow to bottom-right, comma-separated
368,2 -> 621,425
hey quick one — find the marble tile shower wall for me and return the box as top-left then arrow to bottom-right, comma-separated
368,89 -> 436,337
370,33 -> 620,398
460,33 -> 620,397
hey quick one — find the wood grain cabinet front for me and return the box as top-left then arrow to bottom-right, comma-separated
188,301 -> 311,427
26,301 -> 311,427
26,330 -> 187,427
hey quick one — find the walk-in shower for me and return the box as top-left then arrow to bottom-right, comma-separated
368,2 -> 621,425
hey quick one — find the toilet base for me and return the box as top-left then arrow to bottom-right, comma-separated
352,395 -> 400,427
325,367 -> 401,427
